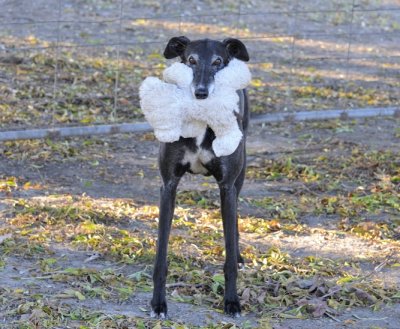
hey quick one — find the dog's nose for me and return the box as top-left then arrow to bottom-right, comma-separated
194,87 -> 208,99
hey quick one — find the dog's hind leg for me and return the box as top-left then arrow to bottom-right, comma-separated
234,161 -> 246,266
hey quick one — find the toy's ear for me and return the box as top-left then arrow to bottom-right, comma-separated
222,38 -> 249,62
163,36 -> 191,59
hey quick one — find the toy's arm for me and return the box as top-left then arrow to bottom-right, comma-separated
163,62 -> 193,88
214,58 -> 251,91
139,77 -> 183,143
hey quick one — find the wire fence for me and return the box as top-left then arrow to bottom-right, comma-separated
0,0 -> 399,139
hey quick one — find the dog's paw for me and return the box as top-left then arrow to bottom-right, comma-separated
224,299 -> 241,318
150,310 -> 167,319
150,300 -> 168,319
237,254 -> 245,270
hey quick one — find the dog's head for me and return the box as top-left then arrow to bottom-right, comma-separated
163,36 -> 249,99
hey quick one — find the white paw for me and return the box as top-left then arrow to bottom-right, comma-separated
150,311 -> 167,319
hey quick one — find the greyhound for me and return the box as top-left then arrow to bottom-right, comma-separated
151,36 -> 250,318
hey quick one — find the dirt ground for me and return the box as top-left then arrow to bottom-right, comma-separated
1,117 -> 399,328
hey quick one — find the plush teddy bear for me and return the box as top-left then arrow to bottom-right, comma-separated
139,58 -> 251,157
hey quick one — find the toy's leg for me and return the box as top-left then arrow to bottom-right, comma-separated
212,126 -> 243,157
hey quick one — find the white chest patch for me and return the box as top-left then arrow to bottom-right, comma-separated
182,148 -> 214,174
181,131 -> 214,174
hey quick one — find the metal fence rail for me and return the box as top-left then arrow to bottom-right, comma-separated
0,0 -> 399,137
0,107 -> 398,142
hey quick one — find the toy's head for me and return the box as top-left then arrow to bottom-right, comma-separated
163,37 -> 249,99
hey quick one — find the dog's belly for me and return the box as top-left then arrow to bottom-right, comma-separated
182,148 -> 213,174
181,132 -> 214,175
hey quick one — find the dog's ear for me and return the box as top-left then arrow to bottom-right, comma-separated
223,38 -> 249,62
163,36 -> 191,59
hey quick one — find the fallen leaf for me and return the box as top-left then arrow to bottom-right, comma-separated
354,288 -> 377,304
297,297 -> 328,318
83,253 -> 101,263
241,287 -> 251,303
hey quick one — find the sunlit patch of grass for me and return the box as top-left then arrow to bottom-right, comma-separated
0,176 -> 43,194
73,230 -> 156,264
239,217 -> 282,234
9,197 -> 159,264
292,85 -> 393,107
0,176 -> 18,192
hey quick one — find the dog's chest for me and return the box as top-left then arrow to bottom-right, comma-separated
181,133 -> 214,175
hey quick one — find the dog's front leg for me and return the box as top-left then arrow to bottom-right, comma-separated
151,180 -> 178,318
219,183 -> 241,317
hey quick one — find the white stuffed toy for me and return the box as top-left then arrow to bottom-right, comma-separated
139,59 -> 251,157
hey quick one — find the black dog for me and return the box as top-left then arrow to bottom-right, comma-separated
151,36 -> 250,318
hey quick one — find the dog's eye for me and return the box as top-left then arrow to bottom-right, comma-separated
188,56 -> 196,65
212,58 -> 222,66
